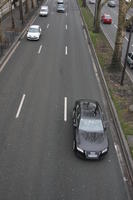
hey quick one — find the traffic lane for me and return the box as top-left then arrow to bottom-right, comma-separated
0,2 -> 72,199
0,1 -> 130,200
102,4 -> 118,25
66,3 -> 129,200
0,0 -> 55,148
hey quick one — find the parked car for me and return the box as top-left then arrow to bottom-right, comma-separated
101,14 -> 112,24
89,0 -> 96,4
126,23 -> 133,32
39,6 -> 49,16
107,0 -> 116,7
27,25 -> 41,40
127,52 -> 133,69
57,4 -> 65,13
72,99 -> 109,160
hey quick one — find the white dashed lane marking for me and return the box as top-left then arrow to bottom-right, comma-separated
16,94 -> 26,118
64,97 -> 67,122
65,46 -> 68,55
38,45 -> 42,54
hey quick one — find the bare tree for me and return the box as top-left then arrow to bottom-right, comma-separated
0,17 -> 5,43
111,0 -> 133,69
25,0 -> 31,14
31,0 -> 37,8
94,0 -> 108,33
19,0 -> 24,24
9,0 -> 15,29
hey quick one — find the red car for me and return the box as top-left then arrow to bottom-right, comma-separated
101,14 -> 112,24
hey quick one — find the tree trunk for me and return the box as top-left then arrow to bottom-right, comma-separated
31,0 -> 37,8
10,0 -> 15,29
94,0 -> 102,33
25,0 -> 30,14
82,0 -> 86,7
0,18 -> 4,43
111,0 -> 127,69
19,0 -> 24,23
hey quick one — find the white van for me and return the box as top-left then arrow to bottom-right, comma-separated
39,6 -> 49,16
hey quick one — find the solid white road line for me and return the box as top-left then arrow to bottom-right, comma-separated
65,46 -> 68,55
125,37 -> 128,41
64,97 -> 67,122
65,24 -> 67,30
113,24 -> 118,29
83,29 -> 87,40
16,94 -> 26,118
0,41 -> 20,73
47,24 -> 49,29
38,45 -> 42,54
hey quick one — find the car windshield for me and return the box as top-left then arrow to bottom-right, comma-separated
29,27 -> 39,33
105,15 -> 111,19
79,118 -> 104,132
41,8 -> 47,11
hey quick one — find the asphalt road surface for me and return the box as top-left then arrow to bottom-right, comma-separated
0,0 -> 132,199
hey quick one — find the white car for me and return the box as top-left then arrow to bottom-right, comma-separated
39,6 -> 49,16
127,52 -> 133,69
89,0 -> 96,4
57,0 -> 64,4
27,25 -> 41,41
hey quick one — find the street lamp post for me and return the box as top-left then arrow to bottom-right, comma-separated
120,20 -> 133,85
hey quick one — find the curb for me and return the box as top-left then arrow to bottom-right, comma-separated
77,2 -> 133,186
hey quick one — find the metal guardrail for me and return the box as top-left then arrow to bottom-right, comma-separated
77,1 -> 133,189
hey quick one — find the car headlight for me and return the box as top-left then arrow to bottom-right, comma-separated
102,148 -> 108,154
77,147 -> 84,153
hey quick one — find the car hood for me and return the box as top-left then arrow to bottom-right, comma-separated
40,11 -> 48,14
27,32 -> 40,38
76,130 -> 108,152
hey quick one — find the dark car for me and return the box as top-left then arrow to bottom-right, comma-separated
126,23 -> 133,32
57,4 -> 65,12
107,0 -> 116,7
72,99 -> 109,160
127,52 -> 133,69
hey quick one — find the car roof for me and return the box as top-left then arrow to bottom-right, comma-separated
29,25 -> 40,29
41,5 -> 48,9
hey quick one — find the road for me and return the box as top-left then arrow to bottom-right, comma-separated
0,0 -> 131,199
88,0 -> 133,78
